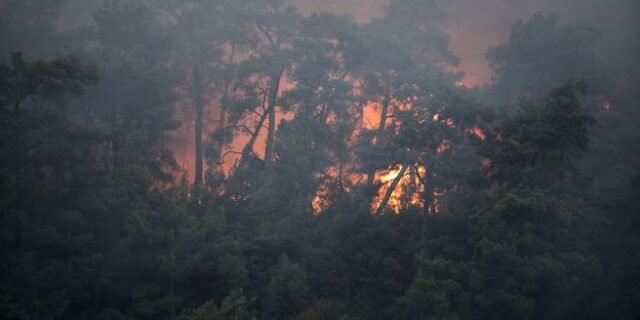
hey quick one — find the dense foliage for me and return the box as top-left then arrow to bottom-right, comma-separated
1,1 -> 638,319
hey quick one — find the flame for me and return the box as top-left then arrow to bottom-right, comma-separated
379,168 -> 400,184
445,118 -> 456,127
602,100 -> 612,112
429,188 -> 445,214
362,101 -> 384,130
311,167 -> 343,214
312,183 -> 333,215
370,165 -> 426,214
436,139 -> 452,154
467,127 -> 486,140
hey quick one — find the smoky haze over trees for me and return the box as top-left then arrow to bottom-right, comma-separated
1,0 -> 639,319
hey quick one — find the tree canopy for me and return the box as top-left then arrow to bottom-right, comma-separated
0,1 -> 639,319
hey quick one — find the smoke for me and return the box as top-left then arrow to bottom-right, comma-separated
291,0 -> 640,86
57,0 -> 640,87
438,0 -> 640,85
59,0 -> 101,30
53,0 -> 639,180
292,0 -> 387,23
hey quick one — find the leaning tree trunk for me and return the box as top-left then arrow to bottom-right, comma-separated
377,92 -> 391,133
192,66 -> 204,186
242,106 -> 269,159
264,70 -> 283,165
374,164 -> 408,215
366,91 -> 391,185
240,95 -> 275,165
265,103 -> 276,164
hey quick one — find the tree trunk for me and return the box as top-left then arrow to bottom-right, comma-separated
265,102 -> 276,163
192,66 -> 204,186
419,169 -> 434,260
377,92 -> 391,133
374,164 -> 408,215
366,91 -> 392,185
241,94 -> 274,163
264,70 -> 283,165
420,179 -> 433,259
215,104 -> 227,164
210,82 -> 230,168
242,106 -> 269,158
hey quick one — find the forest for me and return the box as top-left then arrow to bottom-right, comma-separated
1,0 -> 639,319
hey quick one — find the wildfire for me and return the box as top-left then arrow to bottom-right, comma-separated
312,166 -> 354,215
310,74 -> 464,216
467,127 -> 486,140
312,183 -> 333,215
429,188 -> 445,215
379,168 -> 400,183
370,164 -> 426,214
437,139 -> 452,154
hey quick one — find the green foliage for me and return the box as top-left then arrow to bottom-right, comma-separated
262,255 -> 310,320
483,80 -> 595,188
180,288 -> 255,320
485,13 -> 612,105
0,2 -> 638,320
0,52 -> 98,114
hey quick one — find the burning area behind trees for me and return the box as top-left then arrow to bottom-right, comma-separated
1,0 -> 639,319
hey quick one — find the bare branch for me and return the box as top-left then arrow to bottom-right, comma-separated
217,150 -> 244,165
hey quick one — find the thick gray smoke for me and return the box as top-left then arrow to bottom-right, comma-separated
56,0 -> 639,86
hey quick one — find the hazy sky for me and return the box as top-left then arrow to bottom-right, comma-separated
60,0 -> 639,85
292,0 -> 639,85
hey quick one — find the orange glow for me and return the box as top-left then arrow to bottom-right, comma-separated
312,166 -> 369,214
467,127 -> 486,140
379,168 -> 400,184
362,101 -> 383,130
437,139 -> 452,154
165,74 -> 295,182
370,164 -> 426,214
429,188 -> 445,214
312,166 -> 368,215
312,183 -> 333,215
445,118 -> 456,127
